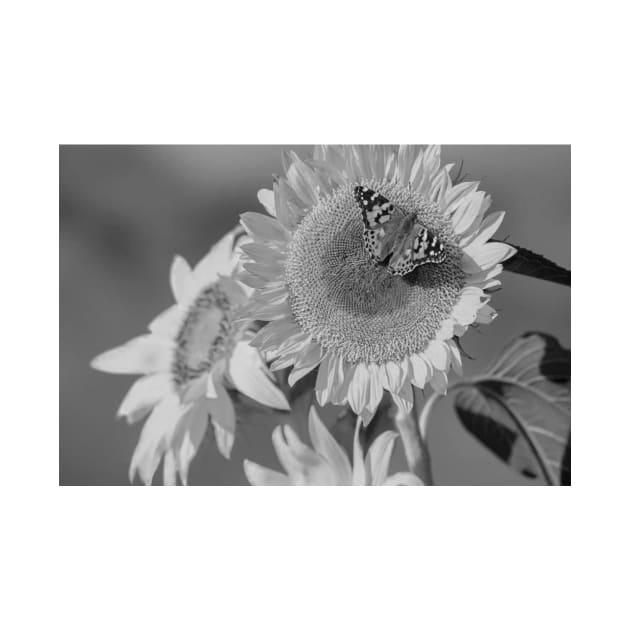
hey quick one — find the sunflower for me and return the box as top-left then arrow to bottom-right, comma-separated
239,146 -> 515,423
243,407 -> 422,485
91,228 -> 290,485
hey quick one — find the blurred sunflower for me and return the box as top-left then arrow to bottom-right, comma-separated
244,407 -> 422,485
91,228 -> 289,485
239,146 -> 515,423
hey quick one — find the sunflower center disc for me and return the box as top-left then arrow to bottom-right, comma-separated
284,182 -> 466,364
171,284 -> 238,392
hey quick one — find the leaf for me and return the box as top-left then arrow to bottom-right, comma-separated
494,241 -> 571,286
454,332 -> 570,485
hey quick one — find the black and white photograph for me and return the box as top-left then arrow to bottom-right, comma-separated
60,145 -> 570,486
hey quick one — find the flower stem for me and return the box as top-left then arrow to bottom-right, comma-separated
396,384 -> 467,485
417,391 -> 442,440
395,409 -> 434,486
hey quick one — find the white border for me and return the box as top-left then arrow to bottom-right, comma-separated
4,1 -> 628,629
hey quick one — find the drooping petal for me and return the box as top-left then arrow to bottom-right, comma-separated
430,370 -> 448,395
207,382 -> 236,458
424,340 -> 450,372
383,361 -> 404,394
366,363 -> 384,413
243,460 -> 290,486
128,394 -> 186,485
409,354 -> 429,388
307,408 -> 352,484
228,340 -> 290,410
347,362 -> 370,414
288,340 -> 325,387
359,408 -> 376,427
117,372 -> 172,424
366,430 -> 398,486
172,402 -> 209,485
315,353 -> 334,406
91,334 -> 171,375
327,354 -> 347,405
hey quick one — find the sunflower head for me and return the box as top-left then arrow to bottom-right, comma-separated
240,146 -> 515,422
284,179 -> 466,365
91,228 -> 289,485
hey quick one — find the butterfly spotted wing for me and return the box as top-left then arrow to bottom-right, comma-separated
354,186 -> 446,275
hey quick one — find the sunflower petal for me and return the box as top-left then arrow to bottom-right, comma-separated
307,408 -> 352,484
228,341 -> 290,410
117,373 -> 171,424
243,460 -> 290,485
170,255 -> 194,304
257,188 -> 277,217
366,431 -> 398,485
91,335 -> 171,375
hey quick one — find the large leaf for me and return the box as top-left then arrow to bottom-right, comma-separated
495,241 -> 571,286
454,332 -> 570,485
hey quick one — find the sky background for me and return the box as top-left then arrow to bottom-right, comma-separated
59,145 -> 570,485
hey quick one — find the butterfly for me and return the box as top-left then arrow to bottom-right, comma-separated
354,186 -> 447,276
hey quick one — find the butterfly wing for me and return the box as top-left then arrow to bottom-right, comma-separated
354,186 -> 405,263
388,224 -> 447,275
354,186 -> 447,276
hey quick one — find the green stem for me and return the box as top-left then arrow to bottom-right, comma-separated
417,391 -> 441,441
399,384 -> 467,485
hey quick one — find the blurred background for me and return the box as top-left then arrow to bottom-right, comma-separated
59,146 -> 570,485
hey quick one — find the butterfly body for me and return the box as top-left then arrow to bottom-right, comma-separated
354,186 -> 447,276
